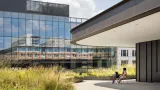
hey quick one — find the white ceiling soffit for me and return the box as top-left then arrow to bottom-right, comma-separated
77,11 -> 160,47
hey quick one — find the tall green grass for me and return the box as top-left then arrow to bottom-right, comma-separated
87,65 -> 136,77
0,67 -> 75,90
0,64 -> 136,89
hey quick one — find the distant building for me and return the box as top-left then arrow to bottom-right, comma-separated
116,47 -> 136,66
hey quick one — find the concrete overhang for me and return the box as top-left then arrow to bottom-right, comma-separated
71,0 -> 160,47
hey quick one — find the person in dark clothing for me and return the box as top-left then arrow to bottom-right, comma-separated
112,72 -> 120,84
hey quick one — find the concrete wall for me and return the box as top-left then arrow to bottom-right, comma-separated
136,40 -> 160,82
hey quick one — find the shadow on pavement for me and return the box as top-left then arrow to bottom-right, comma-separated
94,80 -> 160,90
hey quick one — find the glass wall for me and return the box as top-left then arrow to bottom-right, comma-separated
26,0 -> 69,17
0,11 -> 115,66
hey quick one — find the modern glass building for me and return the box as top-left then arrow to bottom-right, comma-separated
0,0 -> 115,68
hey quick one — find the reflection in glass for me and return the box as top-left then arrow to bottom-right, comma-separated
71,22 -> 77,29
40,21 -> 45,38
59,22 -> 65,39
53,16 -> 58,21
12,12 -> 18,18
33,20 -> 40,37
4,18 -> 11,36
19,13 -> 25,18
0,11 -> 115,63
0,18 -> 3,36
19,19 -> 25,37
0,11 -> 3,17
4,12 -> 11,18
65,22 -> 71,39
26,14 -> 32,19
46,21 -> 52,38
53,22 -> 58,38
12,18 -> 19,37
4,37 -> 11,49
33,14 -> 39,20
0,37 -> 3,50
46,15 -> 52,21
26,20 -> 32,35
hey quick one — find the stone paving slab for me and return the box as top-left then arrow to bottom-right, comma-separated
74,79 -> 160,90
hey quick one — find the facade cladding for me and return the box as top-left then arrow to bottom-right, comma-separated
0,0 -> 115,68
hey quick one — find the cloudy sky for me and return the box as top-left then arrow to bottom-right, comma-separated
34,0 -> 122,19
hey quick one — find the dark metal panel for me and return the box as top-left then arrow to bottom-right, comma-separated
136,43 -> 140,82
158,40 -> 160,73
0,0 -> 26,13
140,42 -> 147,82
152,40 -> 157,82
147,42 -> 152,82
154,40 -> 160,82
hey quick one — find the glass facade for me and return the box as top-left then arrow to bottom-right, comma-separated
0,11 -> 115,67
26,0 -> 69,17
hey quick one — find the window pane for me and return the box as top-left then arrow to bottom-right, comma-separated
40,15 -> 46,20
0,37 -> 4,50
65,22 -> 71,39
12,18 -> 19,37
26,20 -> 32,35
4,18 -> 11,36
32,37 -> 40,46
33,20 -> 40,37
19,19 -> 25,37
53,16 -> 58,21
46,15 -> 52,21
0,18 -> 3,36
65,17 -> 69,22
59,16 -> 65,22
53,22 -> 58,38
71,22 -> 77,29
12,12 -> 18,18
40,21 -> 45,38
4,37 -> 11,49
46,21 -> 52,38
4,12 -> 11,18
0,11 -> 3,17
26,14 -> 32,19
18,38 -> 26,47
40,39 -> 46,59
59,22 -> 64,38
19,13 -> 25,18
33,14 -> 39,20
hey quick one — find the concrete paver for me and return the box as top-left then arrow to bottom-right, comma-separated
74,79 -> 160,90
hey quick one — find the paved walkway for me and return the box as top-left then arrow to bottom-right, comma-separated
74,79 -> 160,90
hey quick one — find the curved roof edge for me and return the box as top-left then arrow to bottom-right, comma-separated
71,0 -> 128,32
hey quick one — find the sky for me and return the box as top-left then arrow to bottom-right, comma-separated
34,0 -> 122,19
